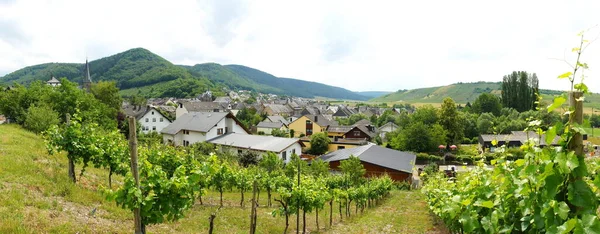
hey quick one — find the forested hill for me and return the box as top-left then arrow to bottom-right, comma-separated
0,48 -> 369,100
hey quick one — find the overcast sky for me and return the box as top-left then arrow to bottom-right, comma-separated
1,0 -> 599,92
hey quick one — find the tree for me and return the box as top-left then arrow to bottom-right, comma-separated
239,150 -> 259,167
501,71 -> 539,112
411,105 -> 438,125
24,104 -> 60,133
309,132 -> 331,155
438,98 -> 464,146
471,93 -> 502,116
476,113 -> 495,134
91,81 -> 122,114
390,122 -> 446,152
339,156 -> 365,186
309,159 -> 330,177
271,128 -> 288,137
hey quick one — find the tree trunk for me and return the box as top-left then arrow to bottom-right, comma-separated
302,209 -> 306,234
108,168 -> 113,189
199,194 -> 203,205
267,189 -> 272,207
141,223 -> 146,234
241,190 -> 245,208
220,189 -> 223,207
338,201 -> 342,220
329,200 -> 333,227
284,214 -> 289,234
355,203 -> 358,215
209,212 -> 217,234
68,158 -> 76,183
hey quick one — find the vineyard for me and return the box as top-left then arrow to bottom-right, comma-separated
42,115 -> 404,233
422,33 -> 600,233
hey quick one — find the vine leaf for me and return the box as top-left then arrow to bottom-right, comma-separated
558,72 -> 572,79
547,96 -> 566,113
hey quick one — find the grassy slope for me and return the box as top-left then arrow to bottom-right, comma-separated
0,124 -> 445,233
371,82 -> 501,104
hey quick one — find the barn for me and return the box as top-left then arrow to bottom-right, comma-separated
319,144 -> 416,182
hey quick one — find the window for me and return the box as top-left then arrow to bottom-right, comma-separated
217,128 -> 224,135
183,130 -> 190,135
292,149 -> 296,155
152,111 -> 154,115
353,130 -> 361,137
306,120 -> 312,124
160,118 -> 164,122
225,127 -> 228,134
152,126 -> 156,131
337,146 -> 345,150
282,151 -> 287,161
183,140 -> 190,147
145,118 -> 149,122
238,150 -> 243,155
306,129 -> 313,135
152,118 -> 156,122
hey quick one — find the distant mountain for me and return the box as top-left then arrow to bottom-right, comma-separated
355,91 -> 392,98
0,48 -> 369,100
224,65 -> 369,100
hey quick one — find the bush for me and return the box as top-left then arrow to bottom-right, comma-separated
24,104 -> 60,133
395,181 -> 411,190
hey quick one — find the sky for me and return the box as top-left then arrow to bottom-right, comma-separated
1,0 -> 599,92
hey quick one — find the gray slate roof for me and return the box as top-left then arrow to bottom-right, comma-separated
208,133 -> 300,153
257,121 -> 285,129
161,112 -> 230,135
47,77 -> 60,83
182,101 -> 225,112
265,104 -> 293,114
480,131 -> 560,145
266,115 -> 290,125
320,145 -> 416,173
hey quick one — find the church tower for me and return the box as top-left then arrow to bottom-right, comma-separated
83,59 -> 92,92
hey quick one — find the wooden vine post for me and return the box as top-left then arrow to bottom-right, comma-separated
66,113 -> 76,183
249,180 -> 258,234
128,117 -> 143,234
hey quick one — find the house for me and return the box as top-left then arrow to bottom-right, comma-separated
301,137 -> 369,153
161,112 -> 250,146
265,115 -> 290,126
264,104 -> 294,116
47,76 -> 61,87
332,106 -> 356,118
122,104 -> 173,134
176,101 -> 227,119
138,107 -> 173,134
320,144 -> 416,182
479,131 -> 561,152
256,121 -> 288,135
214,96 -> 232,103
327,120 -> 377,142
288,115 -> 338,137
208,133 -> 302,163
378,122 -> 399,140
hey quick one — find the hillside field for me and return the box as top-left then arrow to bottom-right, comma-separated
0,124 -> 446,233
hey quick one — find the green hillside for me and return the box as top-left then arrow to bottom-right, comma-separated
372,82 -> 502,104
355,91 -> 392,98
0,48 -> 368,100
370,82 -> 600,110
0,124 -> 443,233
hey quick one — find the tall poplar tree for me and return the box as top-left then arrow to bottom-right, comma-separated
501,71 -> 539,112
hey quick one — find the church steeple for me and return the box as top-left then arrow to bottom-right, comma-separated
83,58 -> 92,92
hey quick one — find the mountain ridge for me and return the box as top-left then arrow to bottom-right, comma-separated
0,48 -> 369,100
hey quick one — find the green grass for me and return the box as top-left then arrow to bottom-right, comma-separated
0,124 -> 446,233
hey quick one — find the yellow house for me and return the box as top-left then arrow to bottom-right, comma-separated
288,115 -> 336,137
301,138 -> 368,153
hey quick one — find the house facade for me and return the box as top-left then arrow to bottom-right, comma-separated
139,107 -> 172,134
161,112 -> 249,146
256,121 -> 288,135
288,115 -> 337,137
208,133 -> 303,163
320,145 -> 416,182
176,101 -> 227,119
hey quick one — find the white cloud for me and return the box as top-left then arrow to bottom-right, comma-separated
0,0 -> 598,93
